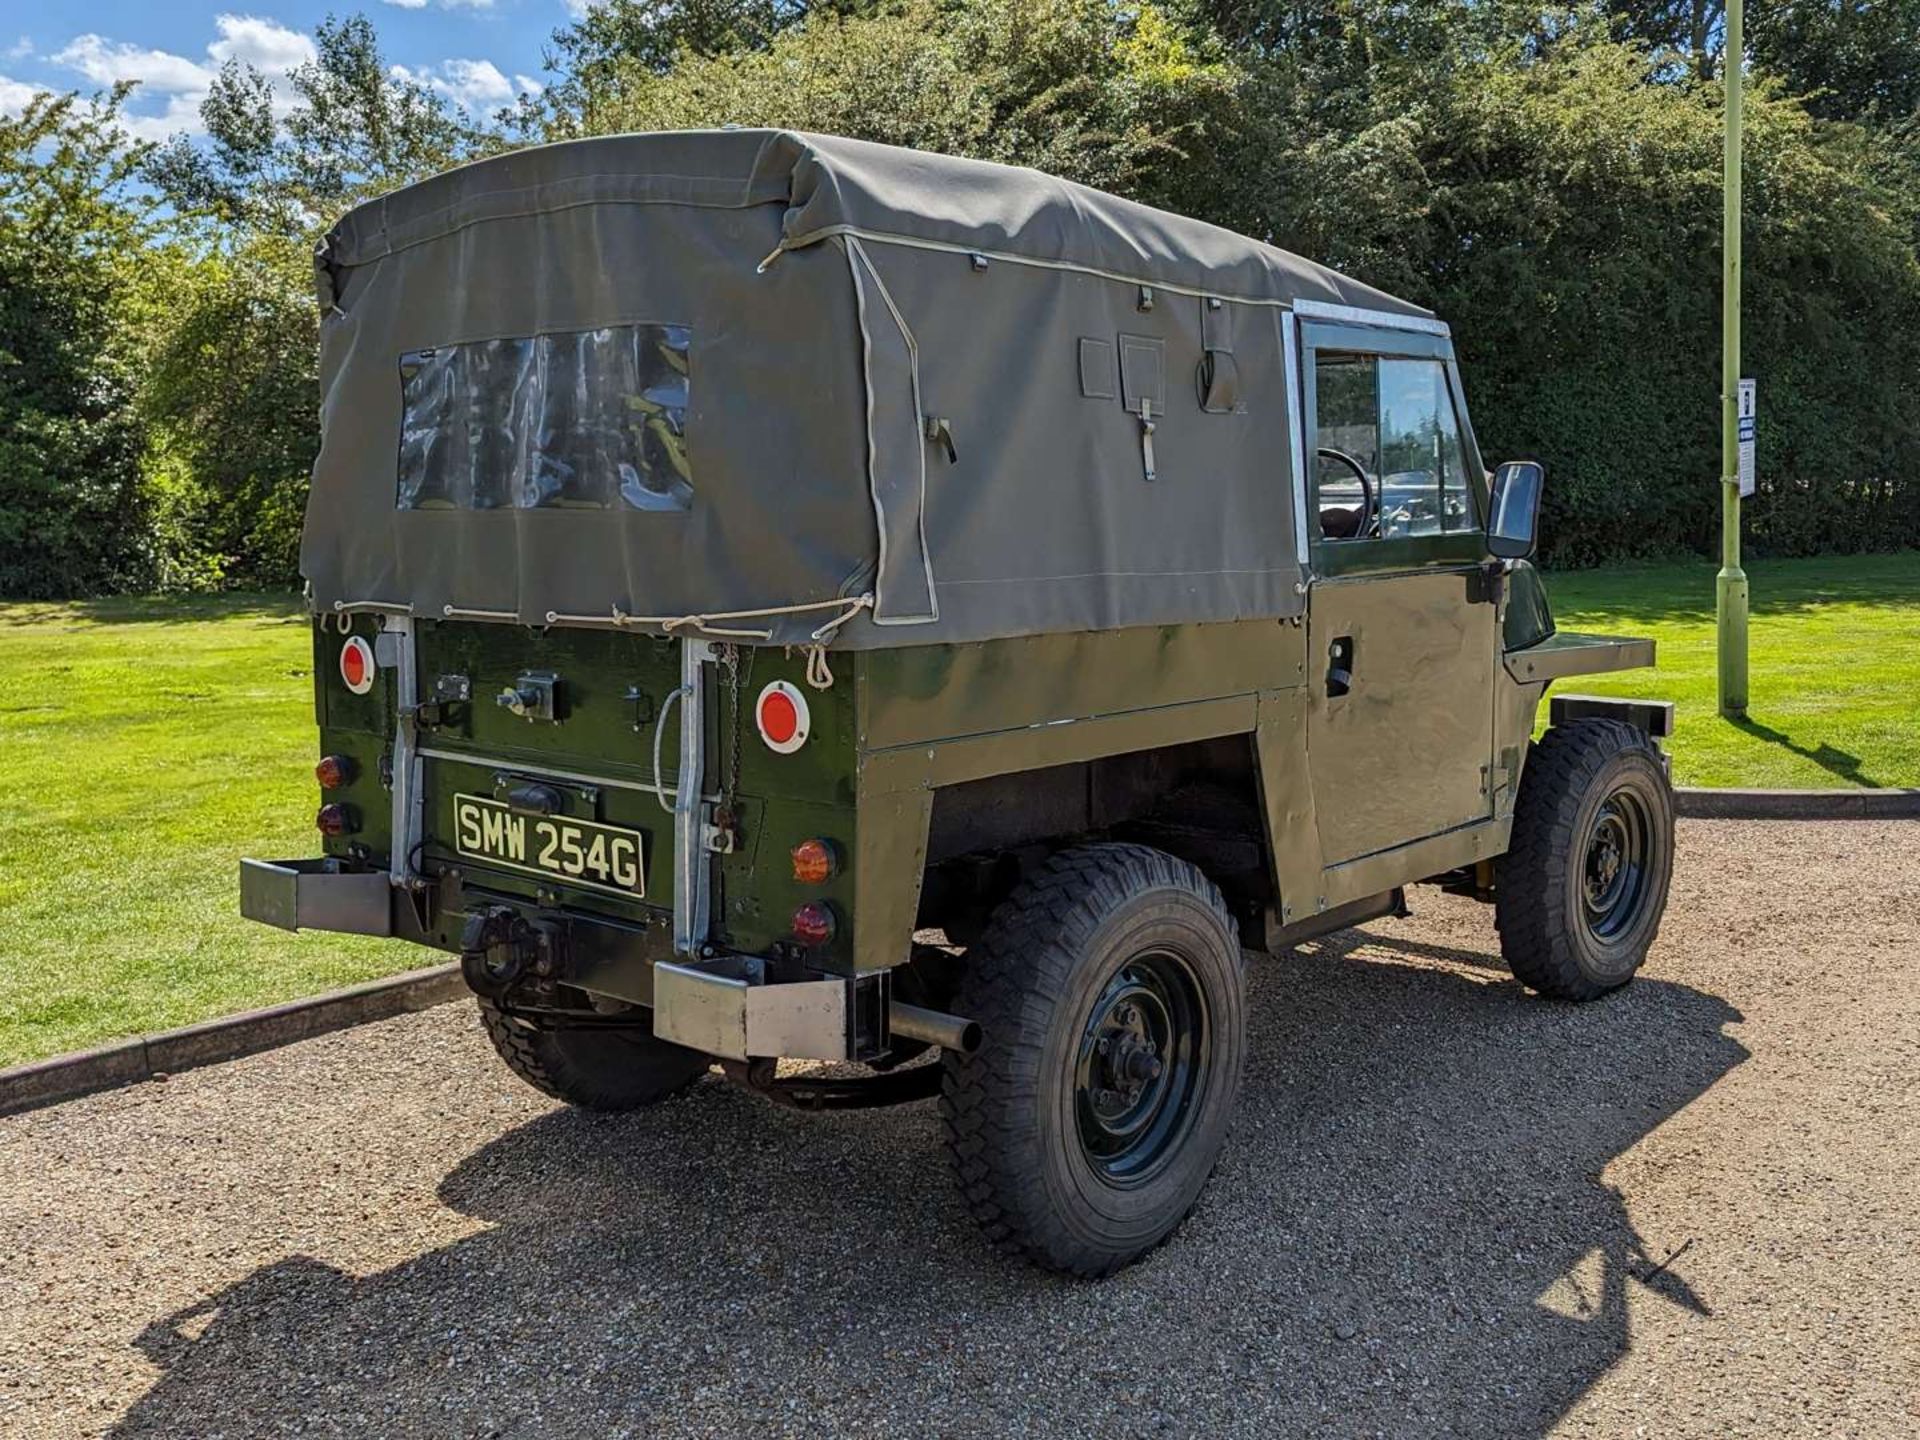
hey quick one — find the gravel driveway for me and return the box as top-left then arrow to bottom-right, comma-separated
3,819 -> 1916,1439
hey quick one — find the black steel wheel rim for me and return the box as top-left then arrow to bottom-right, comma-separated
1582,788 -> 1653,941
1073,948 -> 1208,1186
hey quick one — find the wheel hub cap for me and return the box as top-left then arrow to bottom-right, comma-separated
1074,951 -> 1207,1186
1582,795 -> 1651,941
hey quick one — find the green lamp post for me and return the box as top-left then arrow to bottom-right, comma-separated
1717,0 -> 1749,717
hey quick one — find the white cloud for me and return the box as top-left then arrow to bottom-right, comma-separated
0,73 -> 48,116
392,57 -> 538,112
52,35 -> 215,94
7,37 -> 33,61
383,0 -> 497,9
207,15 -> 318,74
46,14 -> 315,140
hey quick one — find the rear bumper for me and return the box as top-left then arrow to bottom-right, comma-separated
239,858 -> 393,937
651,955 -> 885,1062
237,860 -> 922,1066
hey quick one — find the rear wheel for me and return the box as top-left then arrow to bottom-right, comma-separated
1496,720 -> 1675,1000
478,1000 -> 711,1110
941,843 -> 1247,1277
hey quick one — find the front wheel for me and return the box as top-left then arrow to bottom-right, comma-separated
940,844 -> 1247,1277
1496,719 -> 1675,1000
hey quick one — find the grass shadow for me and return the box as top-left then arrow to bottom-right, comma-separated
0,591 -> 306,628
1546,551 -> 1920,628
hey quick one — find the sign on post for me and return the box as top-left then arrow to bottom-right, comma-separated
1736,378 -> 1756,497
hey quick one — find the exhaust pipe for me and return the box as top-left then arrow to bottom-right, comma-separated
890,1001 -> 983,1055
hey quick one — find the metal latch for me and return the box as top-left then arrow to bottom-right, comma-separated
496,670 -> 561,723
412,673 -> 471,729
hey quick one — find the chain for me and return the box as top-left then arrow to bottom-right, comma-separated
717,642 -> 751,821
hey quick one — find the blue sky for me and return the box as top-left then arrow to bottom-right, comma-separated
0,1 -> 585,139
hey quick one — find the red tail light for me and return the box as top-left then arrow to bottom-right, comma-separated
315,755 -> 355,790
791,901 -> 836,947
315,803 -> 356,837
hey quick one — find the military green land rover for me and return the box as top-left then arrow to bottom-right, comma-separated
243,130 -> 1675,1276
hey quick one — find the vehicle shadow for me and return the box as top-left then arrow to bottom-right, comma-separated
111,934 -> 1747,1438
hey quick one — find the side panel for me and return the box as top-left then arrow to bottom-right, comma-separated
857,621 -> 1303,749
851,785 -> 934,975
850,622 -> 1309,972
1254,687 -> 1325,926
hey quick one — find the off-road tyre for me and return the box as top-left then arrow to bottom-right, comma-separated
940,843 -> 1247,1277
1496,719 -> 1675,1001
477,999 -> 711,1110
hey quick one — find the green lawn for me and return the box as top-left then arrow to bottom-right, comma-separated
0,595 -> 396,1068
1,556 -> 1914,1067
1543,552 -> 1920,790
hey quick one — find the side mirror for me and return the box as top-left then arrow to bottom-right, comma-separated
1487,460 -> 1545,559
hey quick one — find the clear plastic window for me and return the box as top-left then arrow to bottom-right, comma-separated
398,324 -> 692,513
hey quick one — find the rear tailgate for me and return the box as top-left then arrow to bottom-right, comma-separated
410,621 -> 688,924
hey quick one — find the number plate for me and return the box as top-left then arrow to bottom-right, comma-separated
452,794 -> 646,898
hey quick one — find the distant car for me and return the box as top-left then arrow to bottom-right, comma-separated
243,130 -> 1675,1277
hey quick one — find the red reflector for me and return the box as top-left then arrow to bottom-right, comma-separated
791,901 -> 837,947
315,754 -> 354,790
755,680 -> 810,754
339,636 -> 375,695
315,803 -> 355,837
761,692 -> 798,743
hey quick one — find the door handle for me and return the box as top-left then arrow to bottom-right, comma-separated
1327,636 -> 1355,698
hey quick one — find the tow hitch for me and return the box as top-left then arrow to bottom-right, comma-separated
459,906 -> 570,1001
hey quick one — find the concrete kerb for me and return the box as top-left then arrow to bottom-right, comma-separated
1675,787 -> 1920,820
0,964 -> 466,1119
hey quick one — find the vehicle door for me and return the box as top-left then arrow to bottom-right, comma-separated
1296,314 -> 1498,867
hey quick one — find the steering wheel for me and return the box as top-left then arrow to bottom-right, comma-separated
1315,446 -> 1376,540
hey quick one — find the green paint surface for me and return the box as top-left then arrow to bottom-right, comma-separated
1543,552 -> 1920,790
0,595 -> 398,1067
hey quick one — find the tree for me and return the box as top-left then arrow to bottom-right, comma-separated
1748,0 -> 1920,123
1605,0 -> 1920,120
138,237 -> 319,588
537,0 -> 1244,212
139,13 -> 501,586
0,91 -> 162,596
149,13 -> 490,235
